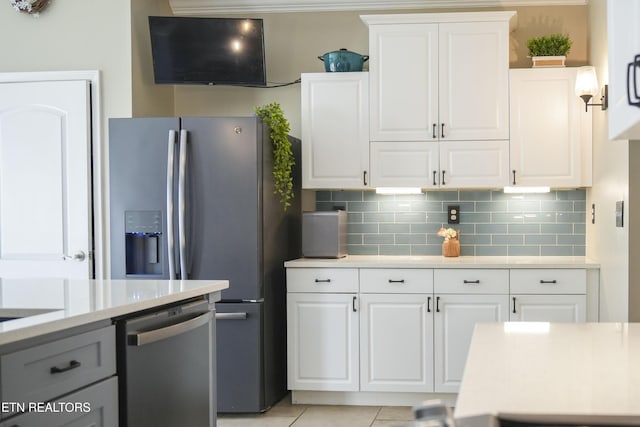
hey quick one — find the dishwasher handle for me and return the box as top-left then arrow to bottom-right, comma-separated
127,311 -> 213,346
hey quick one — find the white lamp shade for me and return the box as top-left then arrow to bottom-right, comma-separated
575,66 -> 599,97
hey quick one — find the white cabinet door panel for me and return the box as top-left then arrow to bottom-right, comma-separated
287,293 -> 359,391
370,141 -> 438,187
509,68 -> 591,187
439,140 -> 509,188
301,72 -> 369,189
360,294 -> 433,392
511,294 -> 586,322
438,21 -> 510,141
369,24 -> 438,142
434,294 -> 509,393
607,0 -> 640,140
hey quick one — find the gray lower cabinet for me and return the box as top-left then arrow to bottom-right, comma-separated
0,377 -> 118,427
0,324 -> 117,426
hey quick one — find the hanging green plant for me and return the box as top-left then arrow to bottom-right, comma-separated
254,102 -> 295,211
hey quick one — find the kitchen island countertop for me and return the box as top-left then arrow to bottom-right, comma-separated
285,255 -> 600,269
0,279 -> 228,346
455,322 -> 640,423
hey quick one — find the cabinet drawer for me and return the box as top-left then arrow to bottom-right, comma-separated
510,269 -> 587,294
360,269 -> 433,293
1,325 -> 116,405
287,268 -> 359,293
2,376 -> 118,427
434,269 -> 509,294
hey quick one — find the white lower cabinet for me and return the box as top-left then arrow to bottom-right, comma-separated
510,269 -> 587,322
433,269 -> 510,393
360,294 -> 433,392
510,294 -> 586,322
286,265 -> 593,400
287,292 -> 359,391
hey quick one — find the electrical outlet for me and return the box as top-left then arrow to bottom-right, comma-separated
448,205 -> 460,224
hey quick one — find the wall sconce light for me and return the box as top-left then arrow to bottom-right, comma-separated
575,66 -> 608,112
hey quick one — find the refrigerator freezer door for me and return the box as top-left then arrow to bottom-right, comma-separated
216,302 -> 264,412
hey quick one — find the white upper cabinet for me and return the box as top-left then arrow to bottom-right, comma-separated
608,0 -> 640,141
367,23 -> 438,142
437,21 -> 510,141
363,12 -> 515,143
363,12 -> 514,189
301,72 -> 369,189
510,67 -> 592,187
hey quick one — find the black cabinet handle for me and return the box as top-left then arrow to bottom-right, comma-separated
540,279 -> 557,284
363,170 -> 368,186
433,170 -> 437,186
388,279 -> 405,284
436,296 -> 441,313
512,170 -> 517,185
442,170 -> 446,186
512,297 -> 517,314
441,123 -> 445,138
315,279 -> 331,283
627,54 -> 640,108
427,296 -> 432,313
50,360 -> 81,374
463,280 -> 480,284
432,123 -> 437,139
352,296 -> 357,312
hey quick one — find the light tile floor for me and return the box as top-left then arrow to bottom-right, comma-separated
218,394 -> 415,427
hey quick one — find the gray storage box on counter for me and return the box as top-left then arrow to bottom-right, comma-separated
302,211 -> 347,258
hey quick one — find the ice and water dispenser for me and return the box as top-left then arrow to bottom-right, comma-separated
124,210 -> 163,276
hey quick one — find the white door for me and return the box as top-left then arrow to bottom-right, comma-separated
511,294 -> 586,322
0,80 -> 92,278
360,293 -> 434,392
287,292 -> 359,391
434,294 -> 509,393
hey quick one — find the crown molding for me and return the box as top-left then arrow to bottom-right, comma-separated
168,0 -> 587,15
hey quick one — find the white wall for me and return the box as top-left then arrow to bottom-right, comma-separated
585,0 -> 630,321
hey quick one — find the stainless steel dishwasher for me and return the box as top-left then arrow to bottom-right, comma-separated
116,297 -> 216,427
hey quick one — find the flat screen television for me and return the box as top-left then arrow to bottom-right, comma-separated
148,16 -> 266,86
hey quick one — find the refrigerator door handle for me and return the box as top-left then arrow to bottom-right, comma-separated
215,312 -> 248,320
166,129 -> 177,279
178,129 -> 188,279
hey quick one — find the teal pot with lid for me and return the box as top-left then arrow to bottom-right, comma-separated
318,48 -> 369,72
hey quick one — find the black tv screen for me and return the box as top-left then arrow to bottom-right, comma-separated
149,16 -> 266,86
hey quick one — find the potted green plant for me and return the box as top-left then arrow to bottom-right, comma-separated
254,102 -> 295,211
526,34 -> 573,67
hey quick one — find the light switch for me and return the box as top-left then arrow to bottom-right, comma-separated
616,201 -> 624,227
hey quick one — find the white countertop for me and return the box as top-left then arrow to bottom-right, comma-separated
285,255 -> 600,269
0,279 -> 228,346
455,322 -> 640,421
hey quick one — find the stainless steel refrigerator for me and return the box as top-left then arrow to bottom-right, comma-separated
109,116 -> 301,413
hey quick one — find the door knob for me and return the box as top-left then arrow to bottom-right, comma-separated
63,251 -> 86,261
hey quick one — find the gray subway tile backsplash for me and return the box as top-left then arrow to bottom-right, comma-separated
316,190 -> 586,256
